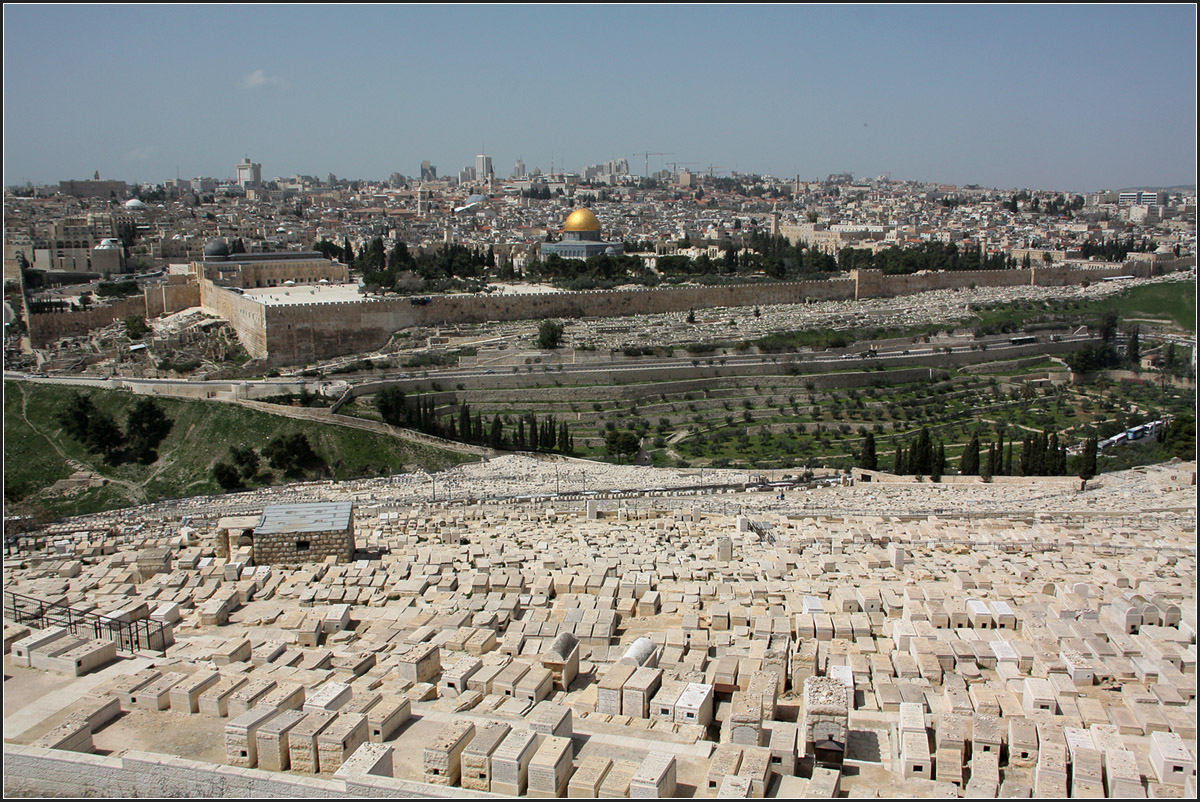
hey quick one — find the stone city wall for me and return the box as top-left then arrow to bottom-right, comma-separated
28,296 -> 148,347
261,279 -> 856,366
144,282 -> 202,319
199,282 -> 269,360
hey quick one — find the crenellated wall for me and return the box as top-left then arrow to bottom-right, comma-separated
260,279 -> 856,365
24,256 -> 1192,365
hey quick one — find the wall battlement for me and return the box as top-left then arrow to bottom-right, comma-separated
25,257 -> 1190,364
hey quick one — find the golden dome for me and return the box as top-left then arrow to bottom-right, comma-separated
563,208 -> 601,232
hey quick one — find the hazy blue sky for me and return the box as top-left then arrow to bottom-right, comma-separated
4,4 -> 1196,191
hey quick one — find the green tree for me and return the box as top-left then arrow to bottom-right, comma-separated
263,432 -> 322,477
1162,414 -> 1196,460
230,445 -> 260,481
1079,435 -> 1098,480
57,392 -> 97,442
125,315 -> 150,340
85,410 -> 124,461
376,386 -> 406,426
125,397 -> 173,462
1099,310 -> 1119,345
960,434 -> 980,476
213,461 -> 241,490
537,319 -> 565,349
1126,325 -> 1140,366
860,431 -> 877,471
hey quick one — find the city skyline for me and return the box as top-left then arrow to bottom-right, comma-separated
3,4 -> 1196,192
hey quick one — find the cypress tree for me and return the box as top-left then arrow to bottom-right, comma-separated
459,404 -> 472,443
861,432 -> 878,471
961,434 -> 980,475
1080,435 -> 1098,480
516,417 -> 526,450
915,428 -> 933,475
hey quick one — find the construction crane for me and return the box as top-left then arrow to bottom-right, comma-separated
632,151 -> 672,178
705,164 -> 724,179
667,162 -> 699,180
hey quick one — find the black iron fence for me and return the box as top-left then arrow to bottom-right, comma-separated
3,590 -> 170,653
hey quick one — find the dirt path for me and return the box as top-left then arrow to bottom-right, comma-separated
17,383 -> 146,503
234,399 -> 494,457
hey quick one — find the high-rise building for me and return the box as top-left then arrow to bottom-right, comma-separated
236,158 -> 262,189
421,161 -> 437,181
513,159 -> 526,179
476,154 -> 493,181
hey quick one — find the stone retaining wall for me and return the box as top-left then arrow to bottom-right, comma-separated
2,743 -> 505,798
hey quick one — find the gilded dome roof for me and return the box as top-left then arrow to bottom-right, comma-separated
563,208 -> 601,232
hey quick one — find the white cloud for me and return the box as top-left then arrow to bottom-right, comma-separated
123,147 -> 154,161
239,69 -> 288,90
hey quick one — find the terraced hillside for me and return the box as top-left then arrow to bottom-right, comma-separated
342,359 -> 1194,471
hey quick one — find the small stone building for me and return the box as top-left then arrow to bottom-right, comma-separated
251,502 -> 354,565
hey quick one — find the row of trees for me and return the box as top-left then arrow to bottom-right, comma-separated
837,242 -> 1015,273
212,432 -> 323,490
859,426 -> 1083,480
57,393 -> 173,465
375,387 -> 574,454
1065,311 -> 1140,373
958,429 -> 1071,478
1077,237 -> 1157,262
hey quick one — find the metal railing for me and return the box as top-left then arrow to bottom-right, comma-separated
3,590 -> 170,653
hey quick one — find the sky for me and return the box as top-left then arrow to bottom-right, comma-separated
3,4 -> 1196,192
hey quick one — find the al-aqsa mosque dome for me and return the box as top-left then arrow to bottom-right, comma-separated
541,207 -> 624,260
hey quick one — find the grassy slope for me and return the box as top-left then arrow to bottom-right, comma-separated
4,381 -> 469,520
1097,280 -> 1196,333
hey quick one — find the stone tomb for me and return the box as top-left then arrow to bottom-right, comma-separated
251,502 -> 354,565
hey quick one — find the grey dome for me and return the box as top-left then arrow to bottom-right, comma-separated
203,238 -> 230,259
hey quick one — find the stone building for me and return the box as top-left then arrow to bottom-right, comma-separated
540,208 -> 624,261
251,502 -> 354,565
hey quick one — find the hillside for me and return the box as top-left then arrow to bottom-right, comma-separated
4,381 -> 470,522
